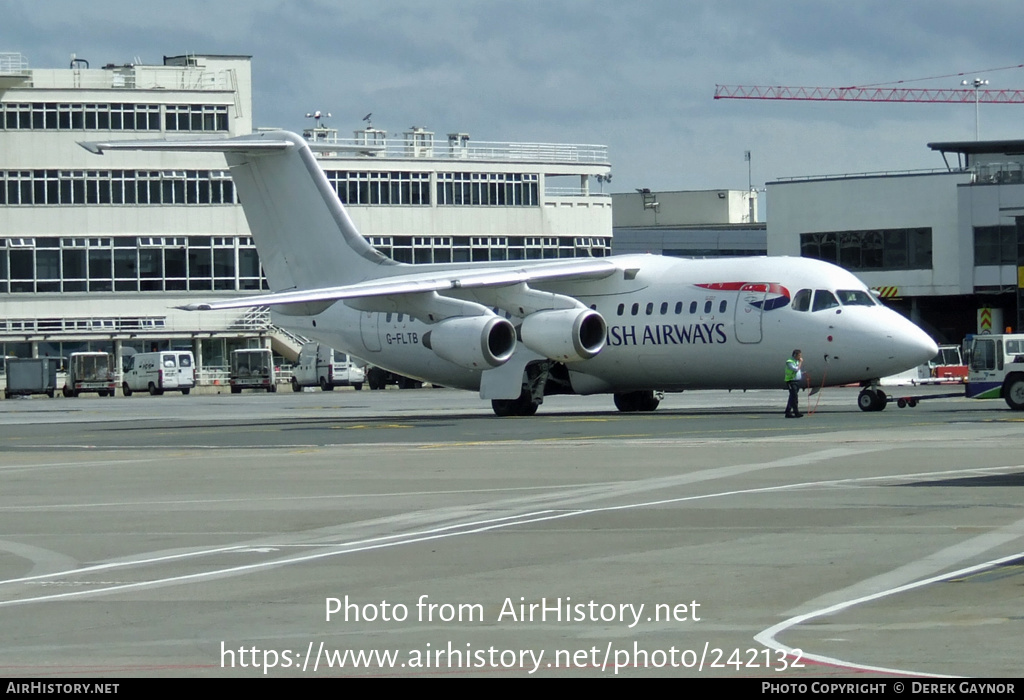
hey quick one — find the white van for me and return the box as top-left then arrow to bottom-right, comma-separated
290,343 -> 364,391
122,351 -> 196,396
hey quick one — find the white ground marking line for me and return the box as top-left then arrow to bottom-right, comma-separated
754,549 -> 1024,679
1,452 -> 1020,643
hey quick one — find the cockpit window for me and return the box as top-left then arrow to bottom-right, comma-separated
792,289 -> 811,312
811,290 -> 840,312
836,290 -> 876,306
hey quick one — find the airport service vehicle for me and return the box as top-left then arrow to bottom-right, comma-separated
229,348 -> 277,393
880,344 -> 967,387
290,343 -> 363,391
83,132 -> 938,416
965,333 -> 1024,409
122,351 -> 195,396
63,352 -> 117,397
4,357 -> 59,399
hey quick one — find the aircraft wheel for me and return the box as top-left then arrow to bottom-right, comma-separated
613,392 -> 638,412
1003,376 -> 1024,410
491,399 -> 515,416
492,391 -> 539,417
291,377 -> 301,392
874,389 -> 888,411
857,389 -> 879,412
639,391 -> 661,412
123,382 -> 132,397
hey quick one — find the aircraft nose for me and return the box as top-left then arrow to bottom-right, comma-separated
892,318 -> 938,367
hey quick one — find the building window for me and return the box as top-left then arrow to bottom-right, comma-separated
325,171 -> 430,206
0,170 -> 235,206
800,228 -> 932,271
436,172 -> 539,206
973,225 -> 1017,266
0,235 -> 266,293
164,105 -> 229,132
0,102 -> 163,131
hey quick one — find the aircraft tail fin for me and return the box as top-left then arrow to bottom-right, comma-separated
81,131 -> 395,292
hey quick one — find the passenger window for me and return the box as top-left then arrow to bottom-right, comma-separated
631,303 -> 639,316
617,303 -> 624,316
719,300 -> 727,313
385,313 -> 393,322
398,314 -> 404,322
178,355 -> 192,367
163,358 -> 176,368
703,300 -> 712,314
675,301 -> 682,314
812,290 -> 840,312
645,302 -> 653,315
660,302 -> 668,315
792,289 -> 811,312
689,301 -> 697,314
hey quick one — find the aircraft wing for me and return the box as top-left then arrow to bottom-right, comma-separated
176,258 -> 621,311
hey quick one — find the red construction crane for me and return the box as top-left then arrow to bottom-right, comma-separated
713,84 -> 1024,103
714,63 -> 1024,103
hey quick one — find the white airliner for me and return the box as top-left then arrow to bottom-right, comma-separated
82,131 -> 937,416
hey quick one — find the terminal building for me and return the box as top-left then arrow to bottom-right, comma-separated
611,188 -> 765,257
0,52 -> 611,381
767,141 -> 1024,343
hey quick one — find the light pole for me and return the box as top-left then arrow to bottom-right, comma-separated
961,78 -> 989,140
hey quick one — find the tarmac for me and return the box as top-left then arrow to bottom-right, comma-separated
0,384 -> 1021,678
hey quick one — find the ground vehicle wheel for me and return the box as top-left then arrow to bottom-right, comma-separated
123,382 -> 132,397
148,382 -> 162,396
1003,376 -> 1024,410
268,383 -> 277,393
291,377 -> 301,392
46,388 -> 55,398
857,389 -> 878,412
320,376 -> 334,391
231,386 -> 241,394
353,383 -> 363,391
181,388 -> 190,395
63,386 -> 74,398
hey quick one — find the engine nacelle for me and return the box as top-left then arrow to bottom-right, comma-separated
520,308 -> 606,362
422,316 -> 517,370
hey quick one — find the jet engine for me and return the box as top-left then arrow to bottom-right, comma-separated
422,316 -> 517,370
520,308 -> 607,362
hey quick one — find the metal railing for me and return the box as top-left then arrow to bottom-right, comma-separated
312,136 -> 609,165
0,52 -> 29,73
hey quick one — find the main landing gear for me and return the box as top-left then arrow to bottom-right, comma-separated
491,390 -> 540,417
613,390 -> 662,413
857,387 -> 888,412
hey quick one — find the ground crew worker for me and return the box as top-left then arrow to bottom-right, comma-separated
785,349 -> 803,418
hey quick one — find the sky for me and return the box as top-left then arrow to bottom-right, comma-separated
6,0 -> 1024,200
